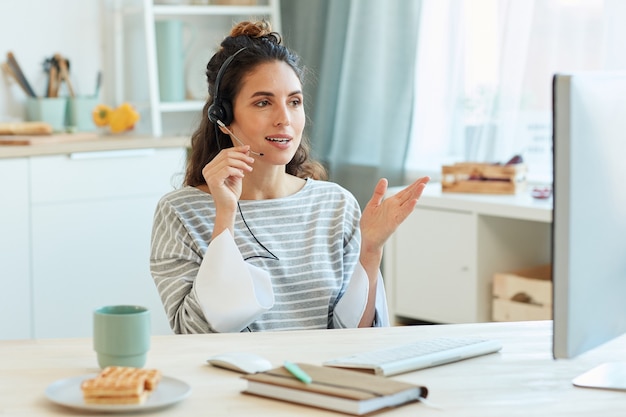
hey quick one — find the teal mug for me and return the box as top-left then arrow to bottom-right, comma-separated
93,305 -> 151,369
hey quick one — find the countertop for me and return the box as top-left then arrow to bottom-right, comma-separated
0,135 -> 190,158
388,182 -> 553,223
3,321 -> 626,416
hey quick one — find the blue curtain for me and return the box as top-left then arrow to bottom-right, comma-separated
281,0 -> 421,207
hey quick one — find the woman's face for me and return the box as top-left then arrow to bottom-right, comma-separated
229,61 -> 305,164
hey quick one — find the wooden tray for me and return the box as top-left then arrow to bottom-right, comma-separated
441,162 -> 527,194
0,132 -> 99,146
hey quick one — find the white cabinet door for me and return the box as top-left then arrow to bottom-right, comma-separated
392,207 -> 478,323
0,158 -> 32,339
30,148 -> 186,338
31,195 -> 171,338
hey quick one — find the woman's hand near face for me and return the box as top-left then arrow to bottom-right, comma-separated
202,146 -> 255,237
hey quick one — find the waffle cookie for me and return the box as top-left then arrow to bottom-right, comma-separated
81,366 -> 162,405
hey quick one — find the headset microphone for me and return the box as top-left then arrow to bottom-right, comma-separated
216,120 -> 264,157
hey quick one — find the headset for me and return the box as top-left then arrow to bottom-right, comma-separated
208,47 -> 263,157
208,47 -> 247,126
207,46 -> 278,262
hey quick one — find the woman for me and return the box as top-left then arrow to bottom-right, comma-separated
150,20 -> 429,334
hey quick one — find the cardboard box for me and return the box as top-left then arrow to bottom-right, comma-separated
492,264 -> 552,322
441,162 -> 527,194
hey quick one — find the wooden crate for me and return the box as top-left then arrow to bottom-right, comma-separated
492,264 -> 552,322
441,162 -> 527,194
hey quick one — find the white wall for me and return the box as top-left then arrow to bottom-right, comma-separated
0,0 -> 111,123
0,0 -> 208,136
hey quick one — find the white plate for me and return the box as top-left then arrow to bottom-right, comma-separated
45,373 -> 192,413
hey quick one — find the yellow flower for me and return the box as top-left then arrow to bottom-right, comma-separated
92,104 -> 113,127
107,103 -> 141,134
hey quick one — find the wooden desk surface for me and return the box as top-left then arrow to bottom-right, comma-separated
1,321 -> 625,416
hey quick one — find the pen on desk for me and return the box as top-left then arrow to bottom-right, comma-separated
283,361 -> 312,384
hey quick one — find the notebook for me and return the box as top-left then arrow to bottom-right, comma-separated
241,363 -> 428,415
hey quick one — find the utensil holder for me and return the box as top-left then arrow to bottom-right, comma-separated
26,97 -> 68,132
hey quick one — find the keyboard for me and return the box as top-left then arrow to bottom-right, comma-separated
323,336 -> 503,376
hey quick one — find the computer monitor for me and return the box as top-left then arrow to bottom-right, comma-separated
552,72 -> 626,390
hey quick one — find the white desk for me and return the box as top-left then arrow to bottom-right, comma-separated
1,321 -> 625,416
384,184 -> 553,323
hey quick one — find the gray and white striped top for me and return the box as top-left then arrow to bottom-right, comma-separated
150,178 -> 387,334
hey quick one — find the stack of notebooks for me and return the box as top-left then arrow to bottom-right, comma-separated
242,363 -> 428,415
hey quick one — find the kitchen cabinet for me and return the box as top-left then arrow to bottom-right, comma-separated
383,184 -> 552,324
391,207 -> 477,324
29,147 -> 186,338
114,0 -> 282,136
0,158 -> 31,340
0,146 -> 186,339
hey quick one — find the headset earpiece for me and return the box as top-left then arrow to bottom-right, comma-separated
208,47 -> 247,126
208,99 -> 233,125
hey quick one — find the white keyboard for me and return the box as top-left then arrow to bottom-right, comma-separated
323,337 -> 502,376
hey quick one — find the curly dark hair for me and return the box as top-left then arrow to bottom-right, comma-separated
184,20 -> 327,186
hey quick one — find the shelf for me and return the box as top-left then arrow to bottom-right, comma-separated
152,5 -> 274,16
115,0 -> 281,136
159,100 -> 205,112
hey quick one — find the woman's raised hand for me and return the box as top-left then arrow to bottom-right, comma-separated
360,176 -> 430,252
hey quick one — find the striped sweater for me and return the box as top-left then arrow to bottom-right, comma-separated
150,178 -> 388,333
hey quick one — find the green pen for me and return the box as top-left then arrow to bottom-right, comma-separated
283,361 -> 313,384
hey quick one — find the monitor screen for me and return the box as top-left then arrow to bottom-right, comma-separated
552,72 -> 626,387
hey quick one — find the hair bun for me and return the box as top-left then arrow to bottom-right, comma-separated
230,20 -> 273,38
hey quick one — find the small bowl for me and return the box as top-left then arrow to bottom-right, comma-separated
531,186 -> 552,199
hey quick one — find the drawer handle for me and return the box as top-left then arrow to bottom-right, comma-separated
69,149 -> 156,160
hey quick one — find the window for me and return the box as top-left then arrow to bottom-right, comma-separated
406,0 -> 621,184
